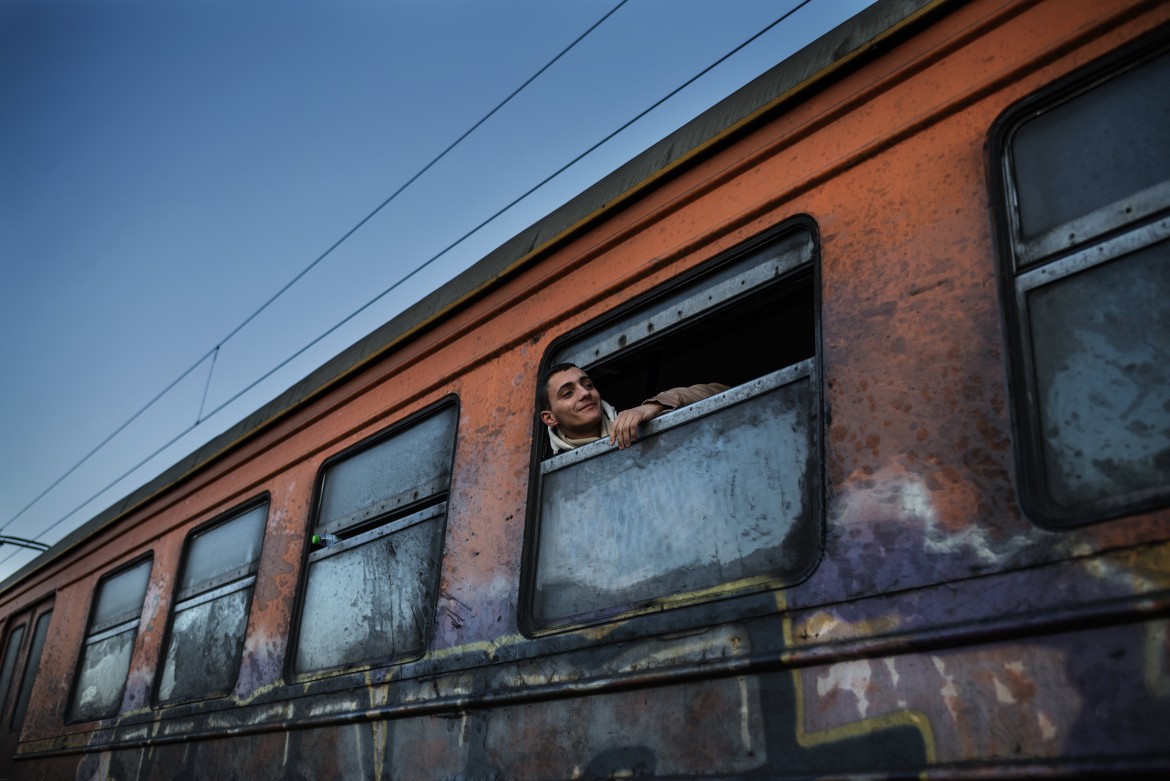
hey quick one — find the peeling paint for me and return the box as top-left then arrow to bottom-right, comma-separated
884,658 -> 900,687
932,656 -> 960,723
818,659 -> 874,718
992,674 -> 1016,704
1038,711 -> 1058,741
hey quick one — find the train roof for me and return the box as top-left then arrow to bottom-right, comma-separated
1,0 -> 949,594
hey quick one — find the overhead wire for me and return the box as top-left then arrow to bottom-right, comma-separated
1,0 -> 817,567
0,0 -> 629,544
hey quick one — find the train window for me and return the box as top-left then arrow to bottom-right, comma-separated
991,37 -> 1170,525
10,611 -> 51,730
293,401 -> 458,675
0,627 -> 25,717
68,556 -> 153,722
526,223 -> 821,632
0,600 -> 52,765
156,499 -> 268,703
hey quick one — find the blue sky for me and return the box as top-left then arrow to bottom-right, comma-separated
0,0 -> 875,581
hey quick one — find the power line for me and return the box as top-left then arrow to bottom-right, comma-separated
0,0 -> 629,541
1,0 -> 818,568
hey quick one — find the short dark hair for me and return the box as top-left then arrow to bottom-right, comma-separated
540,362 -> 582,410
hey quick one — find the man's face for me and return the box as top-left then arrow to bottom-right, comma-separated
541,367 -> 602,439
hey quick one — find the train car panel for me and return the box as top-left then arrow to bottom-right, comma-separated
1,0 -> 1168,778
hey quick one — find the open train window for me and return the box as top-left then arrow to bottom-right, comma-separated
525,221 -> 822,633
990,33 -> 1170,526
292,400 -> 458,676
68,556 -> 152,722
156,499 -> 268,703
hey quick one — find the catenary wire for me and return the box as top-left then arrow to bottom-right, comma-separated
0,0 -> 629,540
1,0 -> 816,566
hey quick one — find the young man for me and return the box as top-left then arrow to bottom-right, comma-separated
539,362 -> 728,454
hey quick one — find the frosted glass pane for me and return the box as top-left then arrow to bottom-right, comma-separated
0,625 -> 25,715
1030,242 -> 1170,509
296,517 -> 443,672
70,629 -> 135,721
535,381 -> 816,624
12,611 -> 51,729
1014,49 -> 1170,240
90,559 -> 152,631
180,503 -> 267,593
158,589 -> 251,702
318,406 -> 456,530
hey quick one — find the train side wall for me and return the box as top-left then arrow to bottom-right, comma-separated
2,0 -> 1168,778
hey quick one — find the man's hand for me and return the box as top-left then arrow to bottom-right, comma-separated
610,402 -> 668,449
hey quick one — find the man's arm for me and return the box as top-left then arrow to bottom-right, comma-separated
609,383 -> 729,449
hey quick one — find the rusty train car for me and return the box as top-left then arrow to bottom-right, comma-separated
2,0 -> 1168,777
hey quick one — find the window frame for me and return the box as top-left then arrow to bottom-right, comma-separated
0,598 -> 53,767
987,28 -> 1170,527
153,495 -> 270,706
288,396 -> 460,680
9,607 -> 52,732
67,554 -> 154,724
521,217 -> 824,636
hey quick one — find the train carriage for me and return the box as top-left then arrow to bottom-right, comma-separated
1,0 -> 1168,777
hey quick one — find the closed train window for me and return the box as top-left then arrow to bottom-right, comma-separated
10,609 -> 51,731
0,628 -> 25,720
69,557 -> 152,722
293,401 -> 458,675
525,222 -> 822,632
156,499 -> 268,703
990,34 -> 1170,525
0,600 -> 52,738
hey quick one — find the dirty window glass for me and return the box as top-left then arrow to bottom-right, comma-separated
536,373 -> 816,624
11,610 -> 52,730
997,40 -> 1170,524
1028,243 -> 1170,511
178,503 -> 267,594
1011,48 -> 1170,254
530,225 -> 821,631
294,403 -> 457,675
0,626 -> 25,716
70,558 -> 152,722
317,408 -> 457,535
89,558 -> 151,632
297,505 -> 446,671
158,501 -> 268,703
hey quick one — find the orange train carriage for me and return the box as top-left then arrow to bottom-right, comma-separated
1,0 -> 1168,777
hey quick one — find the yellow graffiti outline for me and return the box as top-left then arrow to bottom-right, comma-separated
776,594 -> 937,766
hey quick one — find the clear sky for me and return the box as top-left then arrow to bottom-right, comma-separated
0,0 -> 875,582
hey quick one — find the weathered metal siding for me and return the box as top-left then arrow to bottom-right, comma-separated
1,0 -> 1168,778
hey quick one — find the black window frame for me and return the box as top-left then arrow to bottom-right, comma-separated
288,396 -> 459,679
521,217 -> 824,636
0,598 -> 53,737
67,554 -> 154,724
9,607 -> 52,732
988,27 -> 1170,527
153,495 -> 270,705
